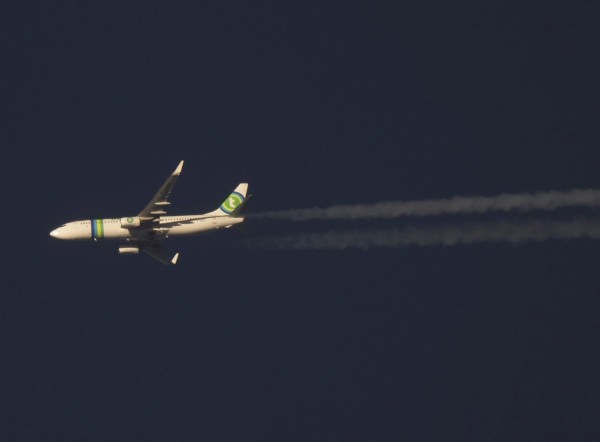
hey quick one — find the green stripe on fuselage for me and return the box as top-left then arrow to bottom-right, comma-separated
96,219 -> 104,238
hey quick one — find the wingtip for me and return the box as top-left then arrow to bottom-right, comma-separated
171,252 -> 180,265
174,160 -> 184,176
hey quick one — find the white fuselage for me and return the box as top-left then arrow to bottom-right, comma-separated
50,214 -> 244,241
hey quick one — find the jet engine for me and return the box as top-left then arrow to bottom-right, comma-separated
118,246 -> 140,254
120,217 -> 141,227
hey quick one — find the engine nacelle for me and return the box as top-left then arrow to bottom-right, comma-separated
120,217 -> 141,228
119,246 -> 140,254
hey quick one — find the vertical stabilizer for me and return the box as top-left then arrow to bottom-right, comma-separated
218,183 -> 248,215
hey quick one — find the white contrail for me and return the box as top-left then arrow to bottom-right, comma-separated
248,218 -> 600,250
252,189 -> 600,221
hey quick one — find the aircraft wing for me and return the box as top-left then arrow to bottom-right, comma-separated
141,242 -> 180,265
138,160 -> 184,220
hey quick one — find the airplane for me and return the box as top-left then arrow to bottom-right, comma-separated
49,161 -> 249,265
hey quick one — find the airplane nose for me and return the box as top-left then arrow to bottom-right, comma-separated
50,229 -> 61,238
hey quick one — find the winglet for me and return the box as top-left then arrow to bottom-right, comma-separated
171,252 -> 180,265
174,160 -> 184,176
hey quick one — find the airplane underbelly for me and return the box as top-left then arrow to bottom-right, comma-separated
169,220 -> 220,236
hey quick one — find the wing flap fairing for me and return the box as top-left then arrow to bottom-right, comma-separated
138,161 -> 184,220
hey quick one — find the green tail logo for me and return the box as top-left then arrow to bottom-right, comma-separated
220,191 -> 244,214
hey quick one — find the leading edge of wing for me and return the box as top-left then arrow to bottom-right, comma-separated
138,160 -> 184,219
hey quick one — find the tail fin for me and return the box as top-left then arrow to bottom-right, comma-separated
229,194 -> 251,218
217,183 -> 248,215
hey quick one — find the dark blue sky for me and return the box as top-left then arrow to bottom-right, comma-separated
3,2 -> 600,441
